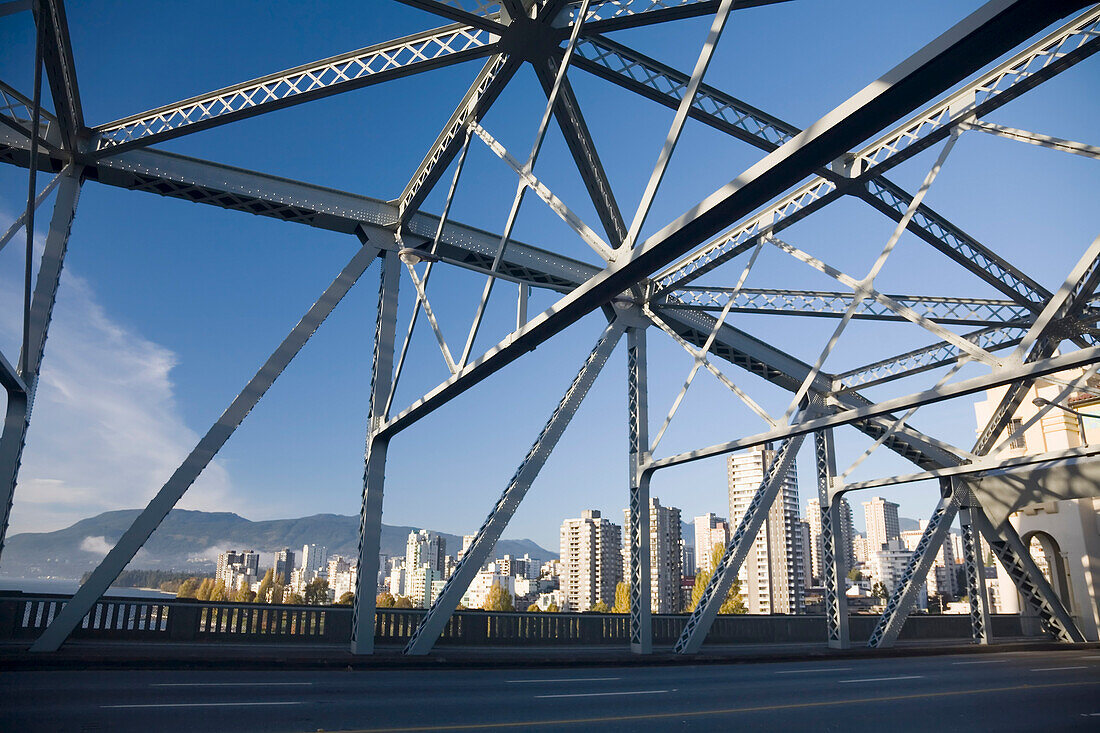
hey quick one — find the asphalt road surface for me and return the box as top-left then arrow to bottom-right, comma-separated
3,649 -> 1099,732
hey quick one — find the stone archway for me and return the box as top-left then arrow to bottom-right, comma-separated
1022,530 -> 1075,614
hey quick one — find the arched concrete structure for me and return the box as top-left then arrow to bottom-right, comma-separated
1012,499 -> 1100,641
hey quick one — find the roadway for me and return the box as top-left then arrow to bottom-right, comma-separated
2,648 -> 1099,731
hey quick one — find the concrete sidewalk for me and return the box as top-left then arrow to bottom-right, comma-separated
3,637 -> 1095,671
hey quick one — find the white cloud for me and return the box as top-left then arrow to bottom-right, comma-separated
79,535 -> 112,555
0,211 -> 242,535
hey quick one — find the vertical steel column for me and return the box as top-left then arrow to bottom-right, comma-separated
405,318 -> 626,655
0,171 -> 80,561
31,239 -> 381,652
970,507 -> 1085,643
675,412 -> 812,655
815,429 -> 849,649
627,325 -> 652,654
959,505 -> 990,645
351,249 -> 401,655
868,478 -> 959,648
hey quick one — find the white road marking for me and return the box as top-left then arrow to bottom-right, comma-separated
151,682 -> 313,687
535,689 -> 673,699
1030,666 -> 1086,672
952,659 -> 1009,665
508,677 -> 621,684
102,702 -> 304,709
775,667 -> 853,674
1081,713 -> 1100,717
837,675 -> 923,684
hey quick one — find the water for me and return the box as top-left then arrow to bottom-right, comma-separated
0,577 -> 176,599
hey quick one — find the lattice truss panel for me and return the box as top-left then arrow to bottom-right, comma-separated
2,0 -> 1099,656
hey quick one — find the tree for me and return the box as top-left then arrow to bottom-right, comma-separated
376,591 -> 395,608
209,581 -> 229,602
336,592 -> 355,605
545,603 -> 560,613
393,596 -> 414,609
688,543 -> 746,614
482,584 -> 515,612
232,586 -> 256,604
526,603 -> 541,612
176,577 -> 200,599
255,568 -> 274,604
612,582 -> 630,613
285,592 -> 304,605
590,601 -> 610,613
195,578 -> 215,601
304,578 -> 330,605
271,582 -> 286,605
871,581 -> 888,599
847,568 -> 862,582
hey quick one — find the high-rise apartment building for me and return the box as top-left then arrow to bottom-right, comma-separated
862,497 -> 901,553
216,550 -> 260,590
728,445 -> 804,614
693,513 -> 731,569
623,497 -> 683,614
273,548 -> 295,584
560,510 -> 622,612
301,544 -> 327,577
406,530 -> 446,575
805,497 -> 855,584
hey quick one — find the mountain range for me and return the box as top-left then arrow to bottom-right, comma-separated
0,509 -> 556,580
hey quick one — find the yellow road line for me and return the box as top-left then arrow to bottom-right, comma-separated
320,679 -> 1100,732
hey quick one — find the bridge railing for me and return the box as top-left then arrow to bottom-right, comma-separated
0,592 -> 1032,646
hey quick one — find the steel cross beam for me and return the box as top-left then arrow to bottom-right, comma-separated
675,413 -> 814,655
396,54 -> 519,221
959,505 -> 992,644
815,429 -> 850,649
0,170 -> 81,561
626,324 -> 652,653
404,317 -> 626,655
30,0 -> 82,151
93,23 -> 499,155
30,239 -> 383,652
552,0 -> 792,34
653,305 -> 967,471
867,480 -> 961,647
662,287 -> 1032,325
351,250 -> 401,655
0,128 -> 600,292
534,55 -> 626,246
832,322 -> 1030,392
573,34 -> 1052,307
380,0 -> 1075,438
652,5 -> 1100,297
970,506 -> 1086,642
865,239 -> 1100,647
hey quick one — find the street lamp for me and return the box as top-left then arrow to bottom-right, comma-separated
1032,397 -> 1100,420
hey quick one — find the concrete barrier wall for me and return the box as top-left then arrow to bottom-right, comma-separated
0,592 -> 1031,646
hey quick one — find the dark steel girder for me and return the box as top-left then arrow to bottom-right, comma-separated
652,306 -> 963,471
533,54 -> 626,246
0,127 -> 599,293
30,0 -> 82,151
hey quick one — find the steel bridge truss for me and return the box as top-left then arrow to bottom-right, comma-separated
1,0 -> 1098,655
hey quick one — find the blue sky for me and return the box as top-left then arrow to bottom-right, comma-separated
1,1 -> 1098,554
